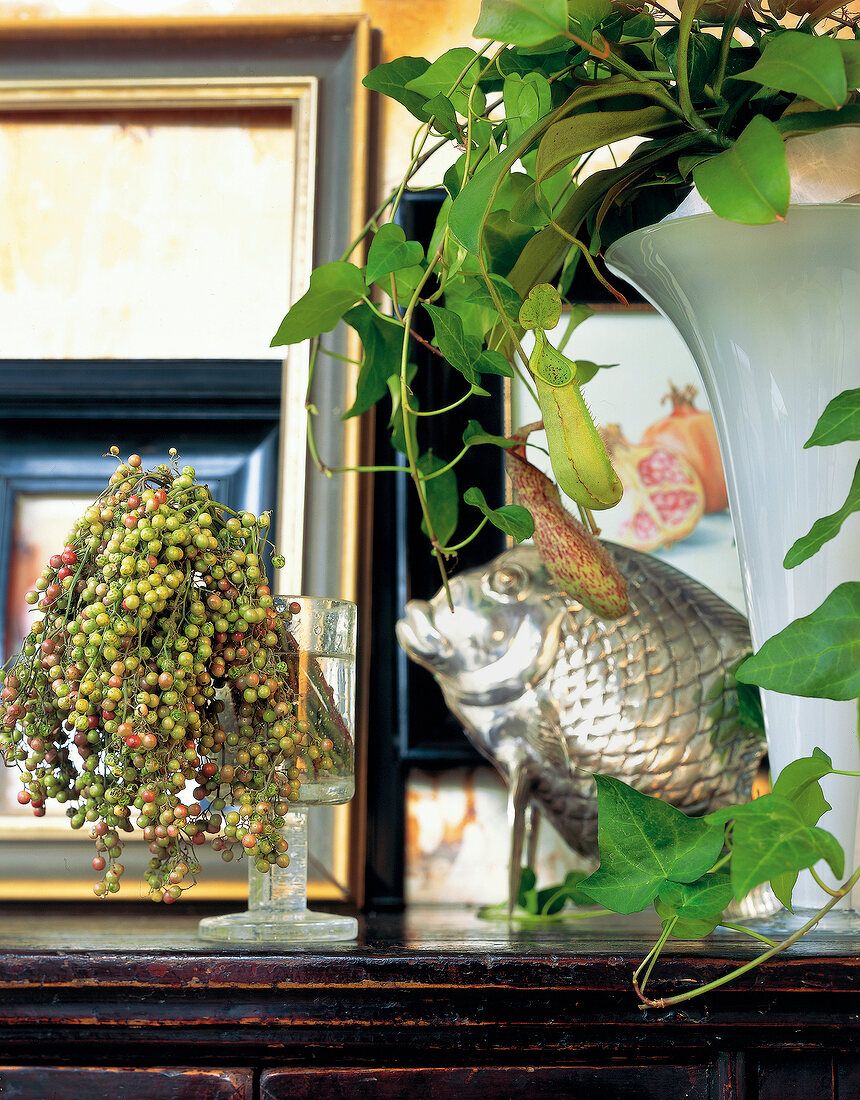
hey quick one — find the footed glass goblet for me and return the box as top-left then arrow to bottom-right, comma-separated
198,595 -> 357,944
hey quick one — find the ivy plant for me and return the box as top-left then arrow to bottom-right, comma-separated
269,0 -> 859,999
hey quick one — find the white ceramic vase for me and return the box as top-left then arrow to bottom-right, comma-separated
605,204 -> 860,912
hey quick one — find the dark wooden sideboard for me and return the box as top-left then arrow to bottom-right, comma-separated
0,903 -> 856,1099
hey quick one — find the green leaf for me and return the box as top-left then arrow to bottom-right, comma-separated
473,0 -> 569,49
658,872 -> 734,919
423,303 -> 481,383
406,48 -> 482,115
536,106 -> 676,182
463,486 -> 535,541
578,776 -> 726,914
783,460 -> 860,569
575,360 -> 616,386
516,865 -> 538,911
771,748 -> 833,828
362,56 -> 430,121
568,0 -> 613,43
476,349 -> 515,377
736,681 -> 764,733
657,906 -> 722,940
838,39 -> 860,90
418,451 -> 459,547
463,420 -> 519,449
270,262 -> 366,346
464,275 -> 523,323
735,582 -> 860,701
693,114 -> 790,225
804,388 -> 860,448
657,28 -> 720,102
737,31 -> 848,111
727,794 -> 844,899
770,870 -> 797,913
536,870 -> 593,915
422,93 -> 463,139
342,304 -> 406,419
365,223 -> 425,286
776,104 -> 860,139
503,72 -> 553,145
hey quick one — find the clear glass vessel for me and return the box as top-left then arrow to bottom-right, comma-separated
605,205 -> 860,914
198,595 -> 358,944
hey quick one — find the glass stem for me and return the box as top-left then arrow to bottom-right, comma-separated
248,808 -> 308,912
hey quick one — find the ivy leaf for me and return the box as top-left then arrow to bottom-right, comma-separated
804,388 -> 860,448
693,115 -> 790,225
463,420 -> 519,449
365,223 -> 426,287
406,48 -> 482,115
476,350 -> 514,377
737,31 -> 847,111
770,870 -> 797,913
536,106 -> 675,182
568,0 -> 613,43
771,747 -> 833,828
473,0 -> 570,49
725,794 -> 844,900
270,262 -> 366,346
578,776 -> 726,914
418,451 -> 459,547
656,905 -> 722,941
516,865 -> 539,912
658,872 -> 734,919
342,304 -> 405,419
736,681 -> 764,733
463,275 -> 523,323
783,460 -> 860,569
463,486 -> 534,541
657,28 -> 721,102
503,72 -> 553,145
422,93 -> 463,139
424,303 -> 481,383
575,360 -> 616,386
735,582 -> 860,701
362,56 -> 430,121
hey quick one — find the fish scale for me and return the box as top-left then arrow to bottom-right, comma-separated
397,542 -> 767,905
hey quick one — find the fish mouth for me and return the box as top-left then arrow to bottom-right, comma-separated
395,600 -> 453,665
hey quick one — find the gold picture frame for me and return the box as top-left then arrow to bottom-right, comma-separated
0,16 -> 371,906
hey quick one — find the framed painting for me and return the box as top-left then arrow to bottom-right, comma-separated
0,17 -> 371,906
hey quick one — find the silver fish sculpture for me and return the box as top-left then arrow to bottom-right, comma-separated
396,543 -> 767,911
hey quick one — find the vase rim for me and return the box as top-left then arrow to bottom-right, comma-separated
605,202 -> 859,265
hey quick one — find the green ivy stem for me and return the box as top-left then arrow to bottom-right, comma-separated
547,218 -> 628,305
676,0 -> 719,137
317,344 -> 362,366
398,240 -> 454,602
809,866 -> 842,898
719,923 -> 779,948
439,518 -> 489,554
634,860 -> 860,1010
421,446 -> 470,480
462,46 -> 507,186
712,4 -> 746,101
409,390 -> 480,417
633,916 -> 677,993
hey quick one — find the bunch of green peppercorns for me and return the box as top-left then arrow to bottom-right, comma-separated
0,450 -> 345,902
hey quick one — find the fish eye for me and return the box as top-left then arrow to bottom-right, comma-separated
486,564 -> 528,600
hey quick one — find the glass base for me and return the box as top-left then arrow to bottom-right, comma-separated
198,906 -> 358,945
720,905 -> 860,942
